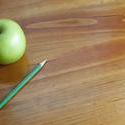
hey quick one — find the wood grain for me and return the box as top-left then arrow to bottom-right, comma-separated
1,0 -> 125,124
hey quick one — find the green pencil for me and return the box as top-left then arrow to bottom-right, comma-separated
0,59 -> 47,109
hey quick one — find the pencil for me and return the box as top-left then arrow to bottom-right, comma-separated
0,59 -> 47,109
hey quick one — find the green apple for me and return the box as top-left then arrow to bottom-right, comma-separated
0,19 -> 26,65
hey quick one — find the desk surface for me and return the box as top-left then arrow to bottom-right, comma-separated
1,0 -> 125,124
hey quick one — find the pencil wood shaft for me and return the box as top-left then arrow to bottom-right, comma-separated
0,60 -> 47,109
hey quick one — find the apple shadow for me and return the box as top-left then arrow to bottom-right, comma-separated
0,55 -> 31,86
0,54 -> 32,100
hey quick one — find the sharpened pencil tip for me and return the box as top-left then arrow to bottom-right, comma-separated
40,59 -> 47,66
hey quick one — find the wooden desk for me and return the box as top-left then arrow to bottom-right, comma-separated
1,0 -> 125,124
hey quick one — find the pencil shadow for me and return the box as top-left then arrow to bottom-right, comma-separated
0,55 -> 31,86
